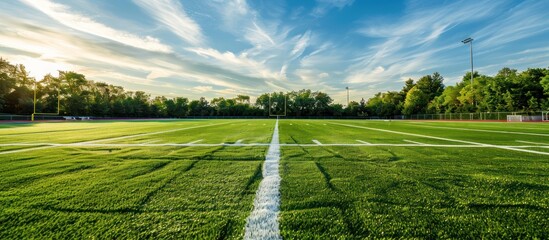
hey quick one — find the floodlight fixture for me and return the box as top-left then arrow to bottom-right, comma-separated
462,37 -> 475,105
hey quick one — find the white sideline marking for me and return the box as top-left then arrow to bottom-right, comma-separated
312,139 -> 322,145
187,139 -> 203,144
403,139 -> 425,145
0,122 -> 229,155
235,139 -> 244,145
406,123 -> 549,137
1,142 -> 549,148
356,140 -> 371,144
244,119 -> 281,240
0,145 -> 53,155
331,122 -> 549,156
516,140 -> 549,145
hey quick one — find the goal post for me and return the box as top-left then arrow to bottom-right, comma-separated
268,93 -> 287,117
32,87 -> 61,121
507,115 -> 522,122
543,111 -> 549,122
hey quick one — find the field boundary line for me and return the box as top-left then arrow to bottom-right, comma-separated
244,119 -> 282,240
356,140 -> 371,144
2,143 -> 549,148
403,139 -> 425,145
0,122 -> 230,155
516,140 -> 549,146
82,122 -> 231,144
404,123 -> 549,137
331,122 -> 549,156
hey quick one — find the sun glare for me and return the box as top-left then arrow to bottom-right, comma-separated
15,56 -> 71,80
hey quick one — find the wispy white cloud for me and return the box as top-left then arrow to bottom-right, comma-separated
3,0 -> 549,105
291,31 -> 311,58
475,0 -> 549,49
18,0 -> 172,53
132,0 -> 205,46
312,0 -> 354,17
192,85 -> 213,93
0,15 -> 266,98
185,47 -> 281,80
347,0 -> 504,85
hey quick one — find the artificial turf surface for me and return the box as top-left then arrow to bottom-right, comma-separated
1,119 -> 548,239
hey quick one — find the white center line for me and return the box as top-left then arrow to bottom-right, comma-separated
244,119 -> 282,240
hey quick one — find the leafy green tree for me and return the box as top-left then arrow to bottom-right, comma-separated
403,86 -> 428,115
188,97 -> 210,116
0,59 -> 16,111
313,91 -> 332,116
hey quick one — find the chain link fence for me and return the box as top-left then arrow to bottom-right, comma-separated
397,111 -> 545,121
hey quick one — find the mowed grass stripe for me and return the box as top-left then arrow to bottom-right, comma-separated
279,120 -> 458,145
403,122 -> 549,137
1,160 -> 263,238
331,122 -> 549,156
106,119 -> 274,144
279,144 -> 549,239
0,121 -> 231,155
372,121 -> 549,146
408,121 -> 549,134
0,121 -> 203,144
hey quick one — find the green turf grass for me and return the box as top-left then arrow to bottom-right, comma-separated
0,120 -> 271,239
279,120 -> 549,239
1,119 -> 549,238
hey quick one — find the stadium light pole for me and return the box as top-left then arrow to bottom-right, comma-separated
346,86 -> 349,106
462,37 -> 474,106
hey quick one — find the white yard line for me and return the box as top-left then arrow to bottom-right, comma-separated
403,139 -> 425,145
356,140 -> 371,144
244,119 -> 282,240
312,139 -> 322,145
187,139 -> 203,144
0,145 -> 54,155
331,122 -> 549,156
516,140 -> 549,146
405,123 -> 549,137
0,122 -> 229,155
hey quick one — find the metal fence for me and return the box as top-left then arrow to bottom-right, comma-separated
399,111 -> 545,121
0,114 -> 64,121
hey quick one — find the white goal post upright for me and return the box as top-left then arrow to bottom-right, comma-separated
543,111 -> 549,122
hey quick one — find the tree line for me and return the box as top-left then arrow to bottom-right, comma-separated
1,57 -> 548,118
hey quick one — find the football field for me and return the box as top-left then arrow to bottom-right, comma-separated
1,119 -> 548,239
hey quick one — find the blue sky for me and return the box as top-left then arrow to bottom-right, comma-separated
1,0 -> 549,103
